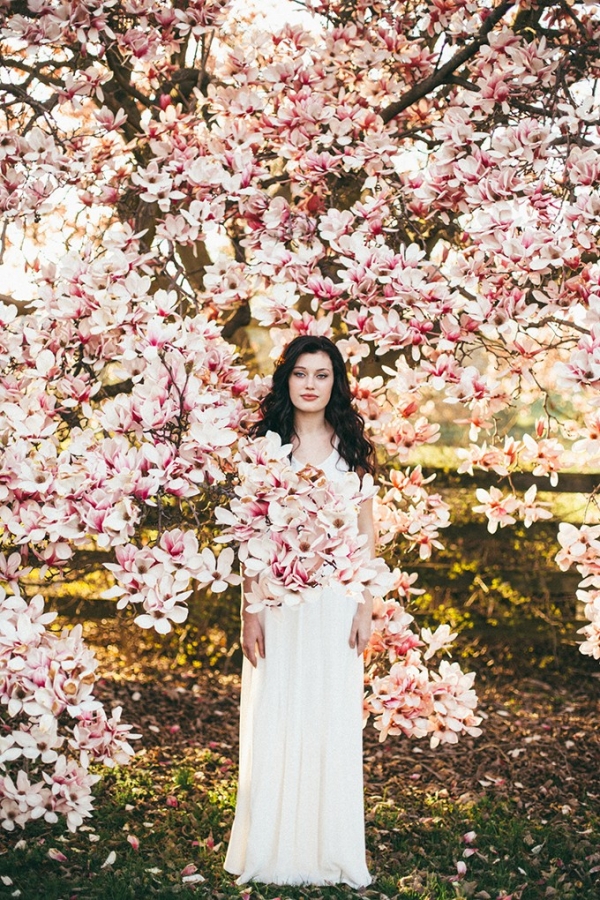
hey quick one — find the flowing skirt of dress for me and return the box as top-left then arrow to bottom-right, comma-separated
223,581 -> 371,887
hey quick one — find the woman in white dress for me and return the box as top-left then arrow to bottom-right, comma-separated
224,335 -> 377,887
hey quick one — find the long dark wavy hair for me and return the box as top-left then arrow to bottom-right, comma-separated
246,335 -> 377,478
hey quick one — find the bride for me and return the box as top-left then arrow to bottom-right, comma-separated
224,334 -> 377,887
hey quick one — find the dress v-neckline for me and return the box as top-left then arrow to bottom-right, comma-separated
291,445 -> 337,468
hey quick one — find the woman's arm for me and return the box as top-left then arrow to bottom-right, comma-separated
240,563 -> 265,667
349,496 -> 376,656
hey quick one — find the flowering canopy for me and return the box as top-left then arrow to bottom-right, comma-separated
1,0 -> 600,825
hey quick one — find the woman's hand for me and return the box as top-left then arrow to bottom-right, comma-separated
350,500 -> 376,657
241,612 -> 265,668
349,597 -> 373,656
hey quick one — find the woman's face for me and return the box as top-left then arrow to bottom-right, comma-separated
288,351 -> 334,414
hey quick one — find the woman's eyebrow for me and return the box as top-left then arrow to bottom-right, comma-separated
293,366 -> 331,372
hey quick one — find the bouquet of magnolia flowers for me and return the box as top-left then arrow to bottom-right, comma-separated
215,431 -> 399,611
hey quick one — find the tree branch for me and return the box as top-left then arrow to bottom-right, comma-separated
96,379 -> 134,400
558,0 -> 589,40
380,1 -> 516,124
221,301 -> 251,341
0,57 -> 68,90
0,293 -> 33,314
176,240 -> 212,293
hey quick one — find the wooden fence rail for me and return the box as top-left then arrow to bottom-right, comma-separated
419,469 -> 600,494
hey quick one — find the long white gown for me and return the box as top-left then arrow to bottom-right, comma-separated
224,446 -> 371,887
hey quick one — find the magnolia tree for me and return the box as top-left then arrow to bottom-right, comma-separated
1,0 -> 600,829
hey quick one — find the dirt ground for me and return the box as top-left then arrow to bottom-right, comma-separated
89,616 -> 600,847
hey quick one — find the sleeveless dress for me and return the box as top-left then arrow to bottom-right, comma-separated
223,445 -> 371,887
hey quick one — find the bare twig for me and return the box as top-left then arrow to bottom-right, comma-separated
0,220 -> 7,267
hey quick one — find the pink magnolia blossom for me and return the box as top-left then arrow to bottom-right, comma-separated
0,588 -> 138,833
473,487 -> 520,534
556,525 -> 600,659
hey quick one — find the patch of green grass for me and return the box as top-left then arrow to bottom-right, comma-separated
173,766 -> 196,791
103,765 -> 156,806
365,789 -> 600,900
1,754 -> 598,900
